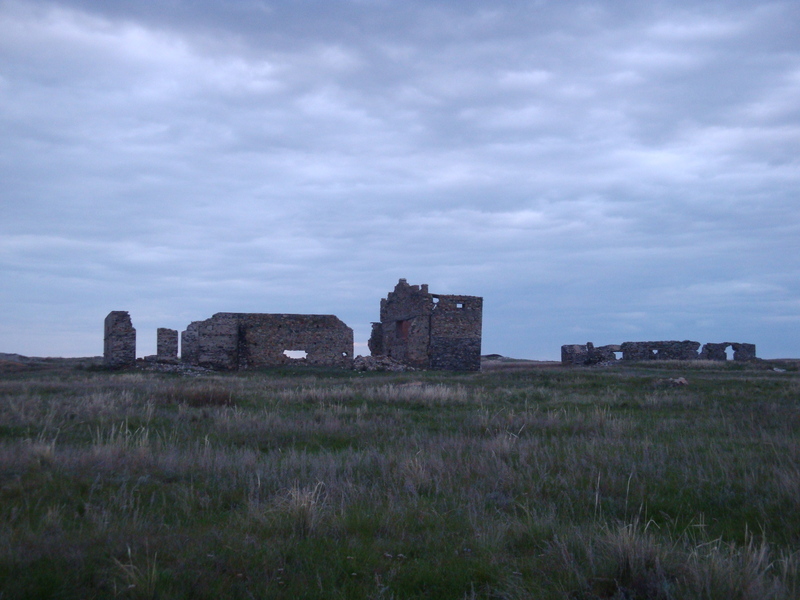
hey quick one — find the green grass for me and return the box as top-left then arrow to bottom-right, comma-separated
0,361 -> 798,598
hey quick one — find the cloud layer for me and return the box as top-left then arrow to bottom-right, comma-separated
2,0 -> 799,358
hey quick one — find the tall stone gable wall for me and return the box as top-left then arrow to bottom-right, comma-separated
104,311 -> 136,367
370,279 -> 483,371
181,313 -> 353,370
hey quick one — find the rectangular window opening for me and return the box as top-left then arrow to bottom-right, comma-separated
283,350 -> 308,360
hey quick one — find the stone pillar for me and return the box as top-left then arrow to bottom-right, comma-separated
181,326 -> 198,364
157,328 -> 179,360
368,322 -> 384,356
104,311 -> 136,367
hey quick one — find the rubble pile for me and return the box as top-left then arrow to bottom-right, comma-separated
353,355 -> 416,372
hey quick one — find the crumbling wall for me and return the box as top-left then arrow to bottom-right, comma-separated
181,313 -> 353,370
561,343 -> 620,365
371,279 -> 483,371
368,322 -> 384,356
376,280 -> 433,368
181,313 -> 240,369
562,339 -> 757,364
699,342 -> 757,361
732,343 -> 757,361
104,311 -> 136,367
621,341 -> 701,361
429,294 -> 483,371
180,325 -> 199,365
157,328 -> 178,360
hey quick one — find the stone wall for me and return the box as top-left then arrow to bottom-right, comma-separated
103,311 -> 136,367
370,279 -> 483,371
620,340 -> 701,361
181,313 -> 353,370
562,339 -> 757,364
699,342 -> 757,361
561,343 -> 620,365
156,328 -> 179,360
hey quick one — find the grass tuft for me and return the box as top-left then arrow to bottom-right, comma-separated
0,363 -> 798,598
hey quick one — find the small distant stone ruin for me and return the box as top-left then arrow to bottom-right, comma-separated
561,340 -> 757,365
699,342 -> 757,361
103,311 -> 136,367
368,279 -> 483,371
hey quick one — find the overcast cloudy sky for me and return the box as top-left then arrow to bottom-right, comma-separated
2,0 -> 799,360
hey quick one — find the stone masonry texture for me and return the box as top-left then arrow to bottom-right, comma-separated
181,313 -> 353,370
561,340 -> 757,364
561,343 -> 620,365
370,279 -> 483,371
104,311 -> 136,367
620,341 -> 702,361
157,328 -> 179,360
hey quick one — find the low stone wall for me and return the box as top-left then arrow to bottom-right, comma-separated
562,340 -> 757,364
699,342 -> 757,361
620,341 -> 701,361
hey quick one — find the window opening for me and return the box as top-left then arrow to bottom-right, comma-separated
283,350 -> 308,360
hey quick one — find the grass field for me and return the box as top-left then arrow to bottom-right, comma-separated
1,359 -> 799,599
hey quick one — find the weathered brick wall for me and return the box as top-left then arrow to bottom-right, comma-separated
103,311 -> 136,367
156,328 -> 178,359
180,313 -> 353,370
373,279 -> 483,371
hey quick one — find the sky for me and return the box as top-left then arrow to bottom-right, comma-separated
1,0 -> 799,360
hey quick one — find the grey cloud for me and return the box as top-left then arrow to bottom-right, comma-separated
1,0 -> 798,358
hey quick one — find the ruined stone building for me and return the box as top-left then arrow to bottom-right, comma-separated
368,279 -> 483,371
181,313 -> 353,370
104,310 -> 353,371
104,279 -> 483,371
561,340 -> 757,365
